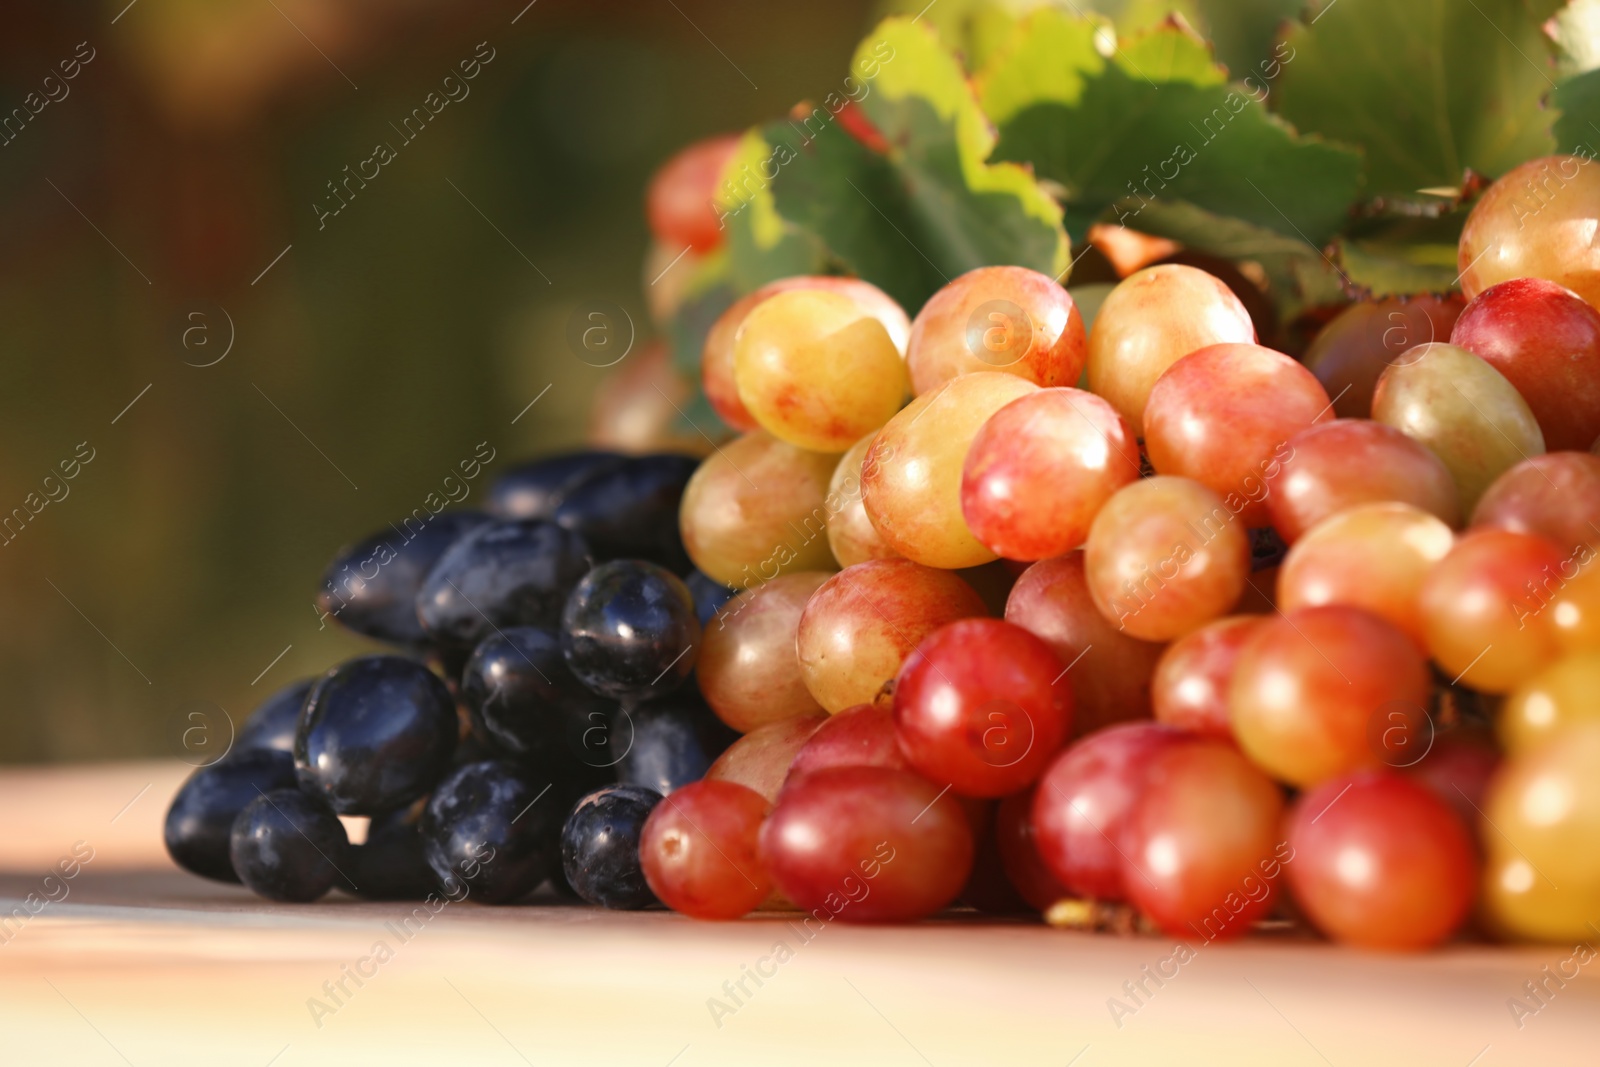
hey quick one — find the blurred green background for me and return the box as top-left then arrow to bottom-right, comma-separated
0,0 -> 874,763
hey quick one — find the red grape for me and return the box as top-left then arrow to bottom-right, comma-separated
1150,615 -> 1265,740
698,572 -> 829,732
961,388 -> 1141,561
759,766 -> 973,922
1302,296 -> 1464,418
994,786 -> 1071,911
905,265 -> 1087,395
647,134 -> 740,253
1144,343 -> 1333,526
1031,721 -> 1190,900
796,560 -> 988,713
1450,277 -> 1600,451
1005,552 -> 1165,736
1471,452 -> 1600,554
1418,528 -> 1568,692
1120,740 -> 1286,940
893,618 -> 1072,798
1268,419 -> 1462,543
1285,771 -> 1476,950
705,713 -> 828,803
640,779 -> 772,920
1230,605 -> 1433,786
1406,727 -> 1500,831
784,703 -> 909,787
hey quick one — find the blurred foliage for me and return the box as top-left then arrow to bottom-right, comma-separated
0,0 -> 870,763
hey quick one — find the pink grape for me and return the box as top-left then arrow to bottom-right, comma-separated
647,134 -> 740,253
826,433 -> 902,568
1150,615 -> 1265,741
1302,296 -> 1465,418
1471,452 -> 1600,554
640,779 -> 772,920
705,713 -> 828,804
784,703 -> 910,787
1457,153 -> 1600,309
697,572 -> 829,733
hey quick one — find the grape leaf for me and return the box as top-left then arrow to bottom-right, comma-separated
756,17 -> 1070,313
663,249 -> 738,382
979,11 -> 1362,245
1553,66 -> 1600,153
1274,0 -> 1557,199
715,130 -> 829,292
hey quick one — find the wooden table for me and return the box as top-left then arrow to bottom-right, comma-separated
0,761 -> 1594,1066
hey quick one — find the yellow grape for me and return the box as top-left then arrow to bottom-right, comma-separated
1458,154 -> 1600,309
1085,264 -> 1256,427
1372,342 -> 1545,515
1482,851 -> 1600,943
1500,653 -> 1600,755
1552,560 -> 1600,653
678,432 -> 838,587
860,372 -> 1039,569
734,289 -> 907,453
1484,723 -> 1600,891
826,433 -> 902,569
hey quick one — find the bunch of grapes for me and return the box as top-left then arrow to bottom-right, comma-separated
165,139 -> 1600,951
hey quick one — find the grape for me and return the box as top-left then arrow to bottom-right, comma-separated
1302,296 -> 1464,419
1284,771 -> 1476,950
1230,606 -> 1433,787
230,790 -> 352,903
552,454 -> 700,573
684,569 -> 737,627
704,712 -> 828,803
961,799 -> 1031,914
1267,419 -> 1462,543
1552,558 -> 1600,653
1004,552 -> 1166,736
678,431 -> 839,588
1083,476 -> 1251,642
461,626 -> 611,772
759,766 -> 974,922
560,561 -> 700,701
702,278 -> 910,433
613,691 -> 737,797
1501,653 -> 1600,755
1085,264 -> 1256,427
234,678 -> 314,756
640,779 -> 772,920
416,519 -> 592,653
646,134 -> 740,253
697,571 -> 829,733
1151,616 -> 1265,741
733,289 -> 907,453
994,786 -> 1071,911
587,349 -> 715,462
860,371 -> 1039,569
1405,727 -> 1501,832
422,760 -> 561,904
785,703 -> 910,786
318,510 -> 491,647
893,618 -> 1072,798
1483,852 -> 1600,943
1119,740 -> 1286,940
827,433 -> 902,568
904,265 -> 1087,395
1371,342 -> 1546,514
1031,722 -> 1189,900
1472,452 -> 1600,554
1276,502 -> 1455,646
1450,278 -> 1600,451
295,656 -> 458,814
164,750 -> 299,884
1485,723 -> 1600,891
489,452 -> 624,521
560,784 -> 662,910
796,560 -> 988,714
1457,153 -> 1600,309
346,806 -> 437,901
961,388 -> 1141,561
1418,528 -> 1567,693
1144,343 -> 1333,527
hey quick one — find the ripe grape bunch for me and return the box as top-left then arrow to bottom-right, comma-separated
165,139 -> 1600,952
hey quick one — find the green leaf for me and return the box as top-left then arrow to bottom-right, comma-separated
1331,237 -> 1461,299
1553,66 -> 1600,152
715,130 -> 829,291
979,12 -> 1362,245
870,0 -> 1061,70
761,17 -> 1070,312
1274,0 -> 1557,198
664,250 -> 738,381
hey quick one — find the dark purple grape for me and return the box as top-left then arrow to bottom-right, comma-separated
317,511 -> 490,646
560,784 -> 662,910
614,690 -> 736,796
348,805 -> 439,900
234,678 -> 314,756
488,451 -> 625,520
421,760 -> 561,905
552,454 -> 699,572
294,656 -> 457,815
164,749 -> 299,883
561,561 -> 701,701
685,569 -> 736,627
230,788 -> 352,902
416,519 -> 591,653
460,626 -> 614,770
